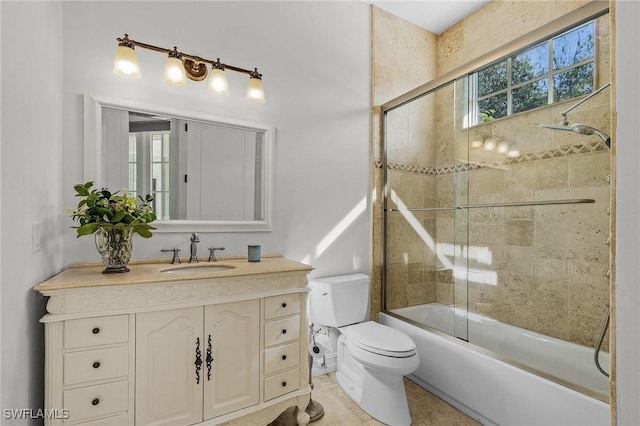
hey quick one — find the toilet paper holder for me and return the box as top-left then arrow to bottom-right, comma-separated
308,323 -> 331,355
309,323 -> 322,354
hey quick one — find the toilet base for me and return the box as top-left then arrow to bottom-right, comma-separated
336,336 -> 414,426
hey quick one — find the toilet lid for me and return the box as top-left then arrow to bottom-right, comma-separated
341,321 -> 416,357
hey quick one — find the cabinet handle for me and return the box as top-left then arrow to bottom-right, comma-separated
281,302 -> 287,308
281,381 -> 287,387
195,338 -> 202,384
282,355 -> 287,360
281,329 -> 287,334
206,335 -> 213,381
91,398 -> 100,406
92,327 -> 100,334
92,361 -> 101,369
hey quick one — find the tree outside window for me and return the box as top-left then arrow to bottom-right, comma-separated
473,21 -> 594,124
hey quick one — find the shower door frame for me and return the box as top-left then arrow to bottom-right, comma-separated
379,1 -> 610,402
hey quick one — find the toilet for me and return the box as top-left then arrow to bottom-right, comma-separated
308,273 -> 419,426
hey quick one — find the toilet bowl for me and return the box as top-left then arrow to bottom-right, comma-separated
340,321 -> 419,374
308,274 -> 419,426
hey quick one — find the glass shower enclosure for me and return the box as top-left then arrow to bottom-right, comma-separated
381,10 -> 611,401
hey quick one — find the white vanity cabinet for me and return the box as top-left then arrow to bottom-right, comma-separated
136,300 -> 260,425
135,306 -> 204,426
35,257 -> 313,426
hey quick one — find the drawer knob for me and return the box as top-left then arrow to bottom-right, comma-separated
92,361 -> 101,369
281,329 -> 287,334
92,327 -> 100,334
281,302 -> 287,308
281,381 -> 287,387
282,355 -> 287,360
91,398 -> 100,406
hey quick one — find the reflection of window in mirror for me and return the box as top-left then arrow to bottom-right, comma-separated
128,113 -> 172,220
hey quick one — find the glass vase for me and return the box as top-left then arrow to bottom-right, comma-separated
95,227 -> 134,274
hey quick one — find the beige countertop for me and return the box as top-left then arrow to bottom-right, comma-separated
34,255 -> 314,292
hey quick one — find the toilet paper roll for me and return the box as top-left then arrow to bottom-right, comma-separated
309,334 -> 332,358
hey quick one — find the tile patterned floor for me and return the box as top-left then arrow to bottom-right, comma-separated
270,372 -> 480,426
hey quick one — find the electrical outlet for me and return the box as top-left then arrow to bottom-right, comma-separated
32,222 -> 41,253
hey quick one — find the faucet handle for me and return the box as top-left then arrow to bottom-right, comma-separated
161,248 -> 181,264
208,247 -> 225,262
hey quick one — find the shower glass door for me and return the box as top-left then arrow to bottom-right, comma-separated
382,11 -> 611,399
383,78 -> 470,340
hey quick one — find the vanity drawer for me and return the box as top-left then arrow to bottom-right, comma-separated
63,380 -> 128,423
65,315 -> 129,349
264,368 -> 300,401
80,414 -> 129,426
264,341 -> 300,375
64,346 -> 129,385
264,294 -> 300,320
264,315 -> 300,347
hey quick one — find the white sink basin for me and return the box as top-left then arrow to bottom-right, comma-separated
160,264 -> 235,275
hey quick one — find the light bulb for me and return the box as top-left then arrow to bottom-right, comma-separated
470,139 -> 483,149
163,56 -> 186,87
483,138 -> 497,151
496,141 -> 509,154
246,69 -> 265,104
208,67 -> 229,95
507,148 -> 520,158
113,44 -> 141,79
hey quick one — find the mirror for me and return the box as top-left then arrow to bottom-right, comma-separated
84,93 -> 274,232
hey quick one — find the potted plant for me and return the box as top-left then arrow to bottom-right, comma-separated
68,181 -> 156,273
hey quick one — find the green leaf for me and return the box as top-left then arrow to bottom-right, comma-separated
134,225 -> 153,238
111,210 -> 126,223
74,184 -> 89,196
77,223 -> 99,236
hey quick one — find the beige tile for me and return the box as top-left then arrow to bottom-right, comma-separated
269,373 -> 479,426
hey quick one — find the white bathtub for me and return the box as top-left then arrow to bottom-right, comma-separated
381,303 -> 610,426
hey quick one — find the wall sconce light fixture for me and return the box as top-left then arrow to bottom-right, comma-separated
113,34 -> 265,104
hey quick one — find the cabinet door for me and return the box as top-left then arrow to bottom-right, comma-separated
136,307 -> 203,426
203,300 -> 259,419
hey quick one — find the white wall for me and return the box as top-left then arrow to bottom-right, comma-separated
61,1 -> 371,278
0,1 -> 64,422
0,1 -> 369,420
615,1 -> 640,424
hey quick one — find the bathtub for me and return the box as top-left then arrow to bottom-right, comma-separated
380,303 -> 610,426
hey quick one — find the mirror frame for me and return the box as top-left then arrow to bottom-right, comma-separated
84,93 -> 275,233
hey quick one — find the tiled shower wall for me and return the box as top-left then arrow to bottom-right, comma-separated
372,3 -> 611,348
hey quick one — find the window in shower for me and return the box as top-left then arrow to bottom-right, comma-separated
470,20 -> 595,124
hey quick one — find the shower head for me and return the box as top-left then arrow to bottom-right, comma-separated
536,123 -> 574,132
535,122 -> 611,148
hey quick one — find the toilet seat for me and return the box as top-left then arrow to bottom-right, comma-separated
340,321 -> 416,357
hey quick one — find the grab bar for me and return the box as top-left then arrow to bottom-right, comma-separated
387,198 -> 595,212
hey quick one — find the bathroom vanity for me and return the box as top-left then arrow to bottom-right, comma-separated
35,256 -> 313,426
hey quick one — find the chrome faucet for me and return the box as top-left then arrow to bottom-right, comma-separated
189,233 -> 200,263
161,248 -> 181,264
208,247 -> 225,262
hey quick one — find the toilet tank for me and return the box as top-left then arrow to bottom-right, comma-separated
308,273 -> 369,327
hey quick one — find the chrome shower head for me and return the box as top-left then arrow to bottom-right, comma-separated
536,123 -> 573,132
570,123 -> 610,144
535,122 -> 611,148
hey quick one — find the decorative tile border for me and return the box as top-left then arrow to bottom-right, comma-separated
376,140 -> 608,175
